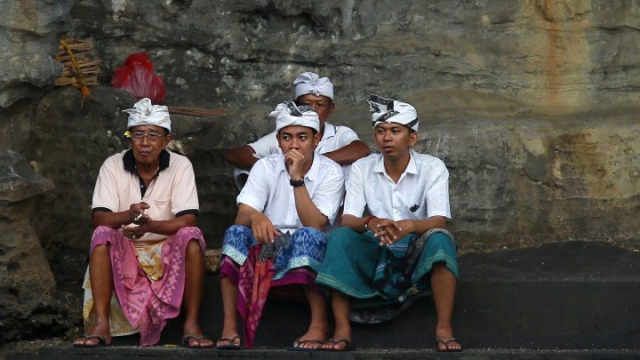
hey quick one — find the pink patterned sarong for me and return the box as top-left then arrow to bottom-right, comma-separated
89,225 -> 206,346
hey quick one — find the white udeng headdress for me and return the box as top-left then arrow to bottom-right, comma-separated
293,72 -> 334,100
270,101 -> 320,133
368,94 -> 419,132
123,98 -> 171,132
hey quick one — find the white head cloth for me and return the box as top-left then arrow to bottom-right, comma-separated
368,95 -> 419,132
270,101 -> 320,133
293,72 -> 334,100
123,98 -> 171,132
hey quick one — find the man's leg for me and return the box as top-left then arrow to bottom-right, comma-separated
292,285 -> 329,349
217,274 -> 241,347
73,244 -> 113,346
431,262 -> 462,351
321,289 -> 352,350
182,239 -> 213,348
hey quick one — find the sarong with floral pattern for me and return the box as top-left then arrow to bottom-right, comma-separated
85,225 -> 205,346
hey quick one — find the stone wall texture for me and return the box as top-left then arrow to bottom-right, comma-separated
1,0 -> 640,344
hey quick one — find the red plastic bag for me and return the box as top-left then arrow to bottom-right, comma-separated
110,52 -> 166,103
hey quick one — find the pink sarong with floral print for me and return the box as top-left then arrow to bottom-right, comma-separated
89,225 -> 206,346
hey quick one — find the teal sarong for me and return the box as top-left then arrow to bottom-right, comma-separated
316,227 -> 458,323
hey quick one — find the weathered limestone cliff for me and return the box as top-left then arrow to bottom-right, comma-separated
1,0 -> 640,345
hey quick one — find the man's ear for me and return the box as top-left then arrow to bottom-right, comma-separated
409,131 -> 418,147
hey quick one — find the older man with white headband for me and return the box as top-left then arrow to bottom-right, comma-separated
73,98 -> 213,349
317,95 -> 462,352
217,101 -> 344,351
225,71 -> 370,188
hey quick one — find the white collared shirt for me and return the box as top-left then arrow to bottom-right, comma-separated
343,150 -> 451,221
237,152 -> 345,234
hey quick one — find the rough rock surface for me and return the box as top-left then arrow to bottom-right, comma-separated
0,0 -> 73,108
0,150 -> 75,345
2,0 -> 640,348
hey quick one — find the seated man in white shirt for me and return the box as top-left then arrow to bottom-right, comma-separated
225,71 -> 369,188
317,96 -> 461,352
216,101 -> 345,350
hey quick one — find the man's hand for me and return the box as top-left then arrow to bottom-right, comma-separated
284,149 -> 305,181
122,220 -> 152,240
250,212 -> 281,244
129,202 -> 150,224
371,218 -> 415,246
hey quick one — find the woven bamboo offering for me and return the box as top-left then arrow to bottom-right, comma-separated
54,38 -> 100,93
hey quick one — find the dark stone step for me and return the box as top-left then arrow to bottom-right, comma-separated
7,241 -> 640,359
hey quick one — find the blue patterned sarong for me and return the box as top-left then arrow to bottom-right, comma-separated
220,224 -> 326,287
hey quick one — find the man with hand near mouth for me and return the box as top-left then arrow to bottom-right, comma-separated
217,101 -> 344,351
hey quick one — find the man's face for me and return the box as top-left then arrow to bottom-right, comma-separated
373,122 -> 417,162
296,94 -> 334,127
276,125 -> 319,159
128,125 -> 171,165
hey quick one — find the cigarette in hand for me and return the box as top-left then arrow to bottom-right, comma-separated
135,211 -> 144,222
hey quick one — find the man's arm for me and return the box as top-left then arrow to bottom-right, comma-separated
293,185 -> 329,230
341,214 -> 369,232
224,145 -> 258,170
235,203 -> 279,244
322,140 -> 370,165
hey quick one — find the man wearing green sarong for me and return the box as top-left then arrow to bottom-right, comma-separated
316,95 -> 461,352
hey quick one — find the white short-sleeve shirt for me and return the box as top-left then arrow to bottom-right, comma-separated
343,150 -> 451,221
92,150 -> 199,242
237,153 -> 345,234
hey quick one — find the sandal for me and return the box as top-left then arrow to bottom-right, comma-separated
215,334 -> 241,350
436,337 -> 462,352
323,338 -> 354,352
287,338 -> 326,351
182,334 -> 214,348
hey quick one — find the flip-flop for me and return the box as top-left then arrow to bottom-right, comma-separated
73,334 -> 109,348
436,337 -> 462,352
182,334 -> 214,348
286,338 -> 326,351
323,338 -> 354,352
215,335 -> 241,350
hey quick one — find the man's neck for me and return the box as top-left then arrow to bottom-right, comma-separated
383,153 -> 411,183
136,160 -> 160,175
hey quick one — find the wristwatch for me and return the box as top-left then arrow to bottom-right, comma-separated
290,178 -> 305,187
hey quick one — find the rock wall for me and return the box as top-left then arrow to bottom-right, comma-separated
2,0 -> 640,344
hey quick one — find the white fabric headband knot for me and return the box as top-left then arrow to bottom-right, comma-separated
124,98 -> 171,132
368,95 -> 419,132
270,101 -> 320,133
293,72 -> 334,100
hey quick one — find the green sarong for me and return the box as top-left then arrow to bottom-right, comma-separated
316,227 -> 458,323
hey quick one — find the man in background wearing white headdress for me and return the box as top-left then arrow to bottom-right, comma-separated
73,98 -> 213,348
225,71 -> 370,188
316,96 -> 461,352
216,101 -> 344,350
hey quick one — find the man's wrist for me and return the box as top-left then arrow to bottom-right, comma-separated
364,215 -> 376,231
290,178 -> 305,187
